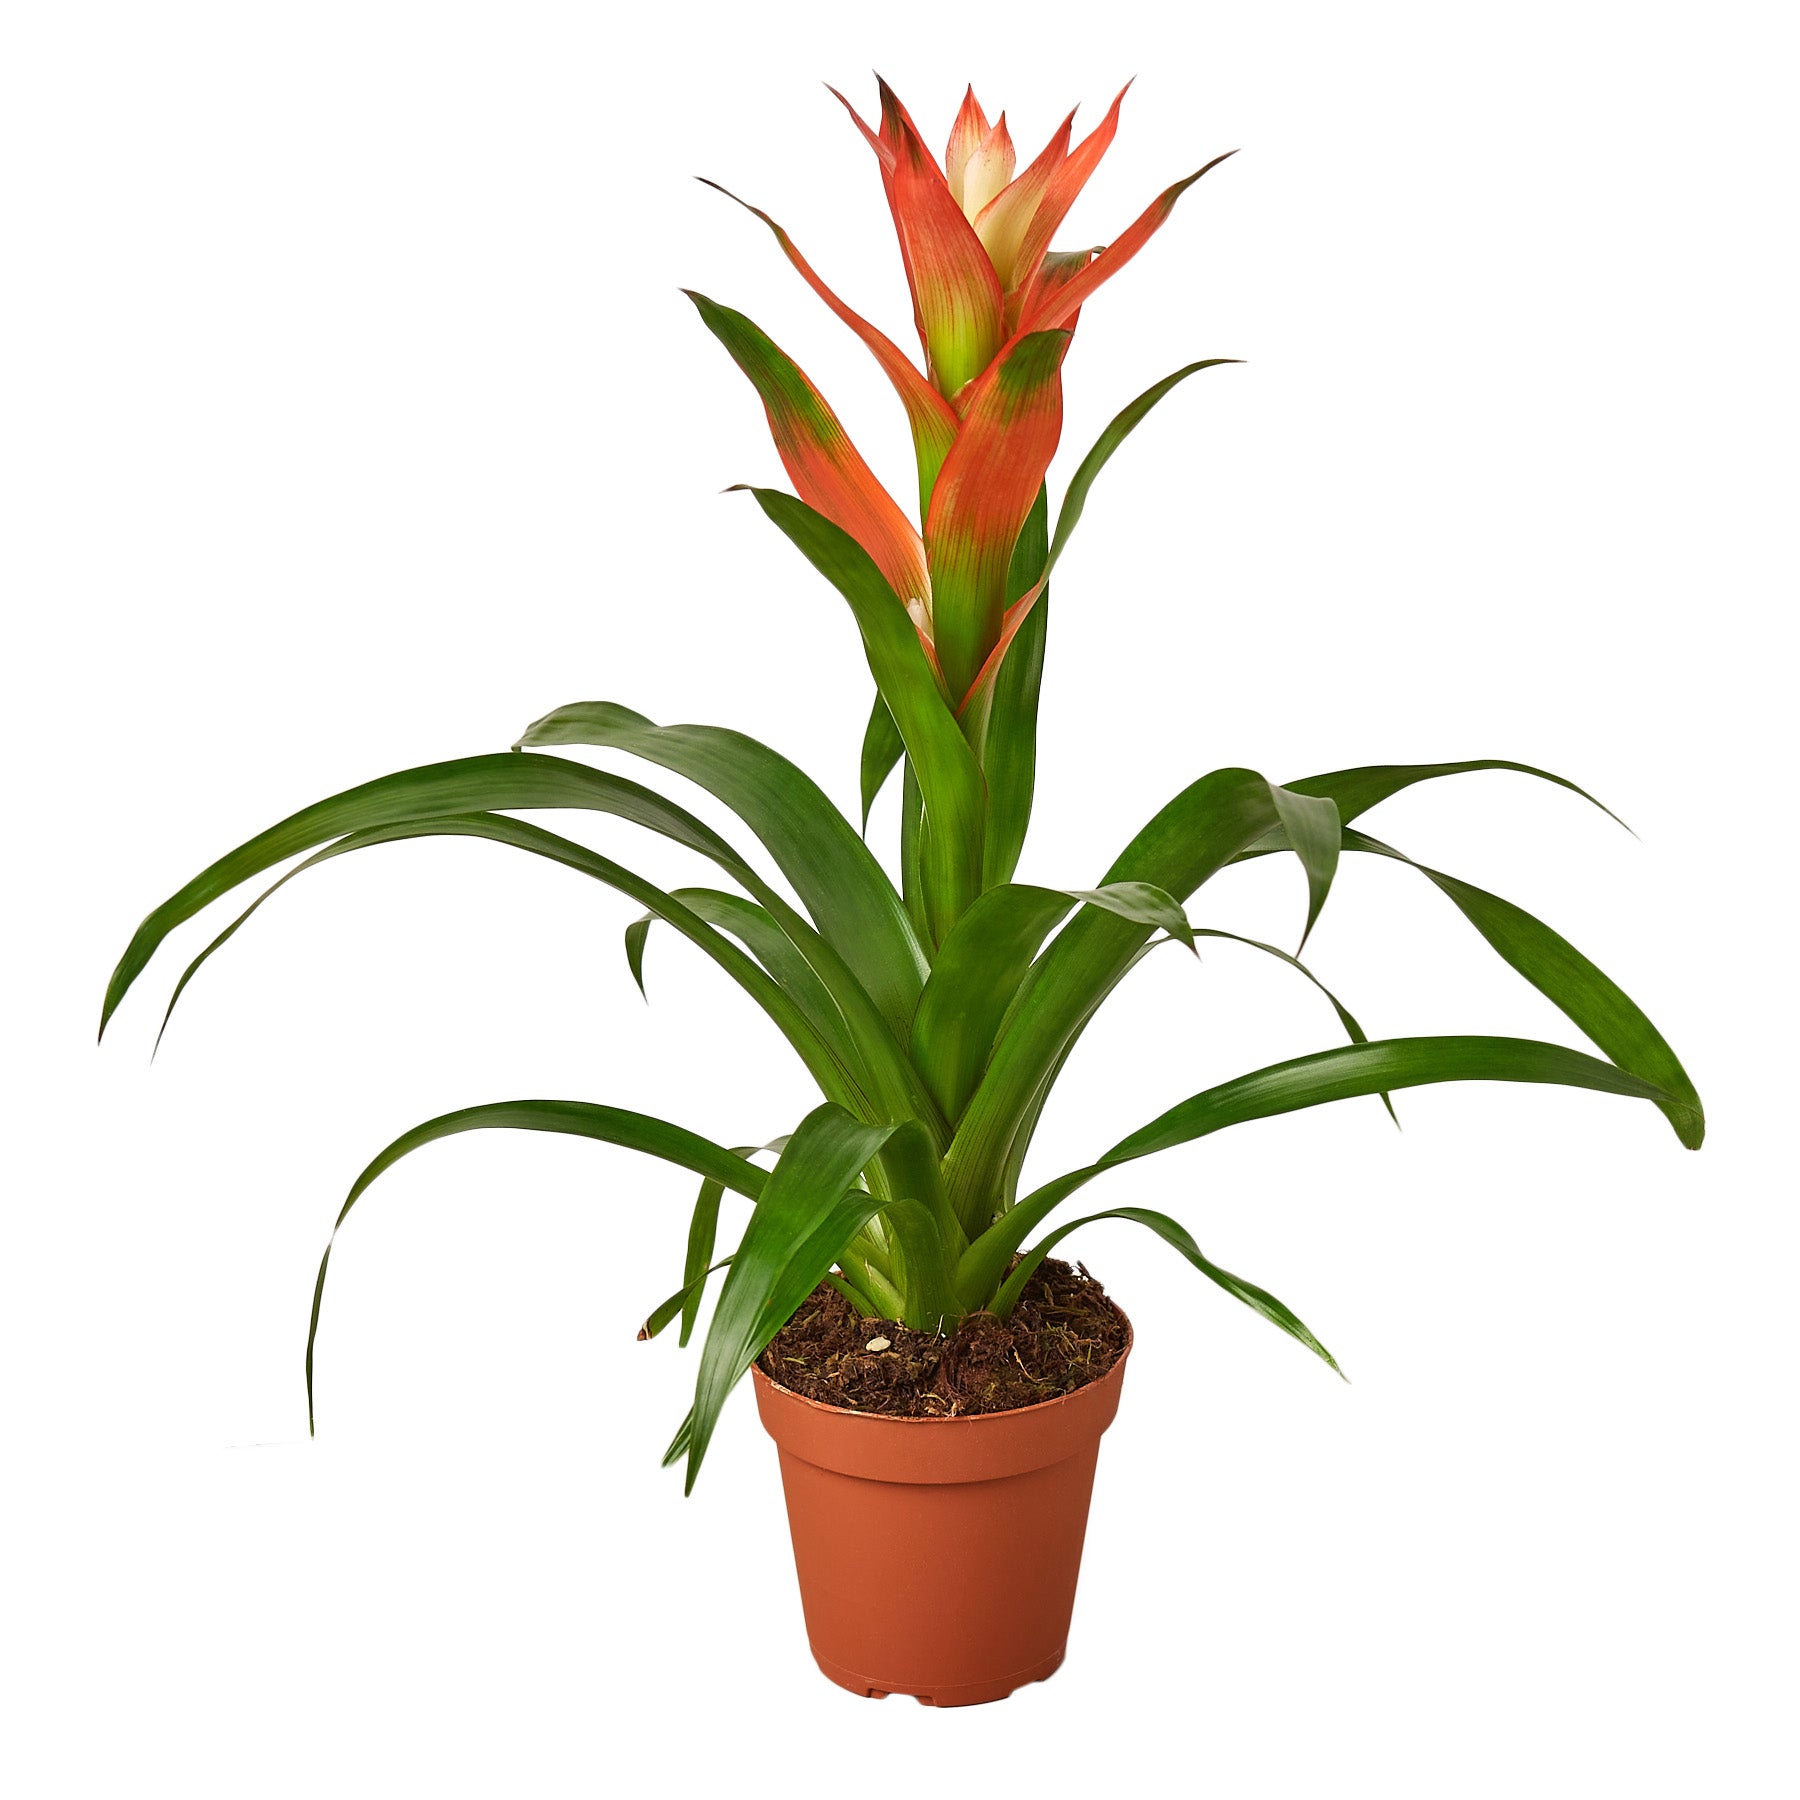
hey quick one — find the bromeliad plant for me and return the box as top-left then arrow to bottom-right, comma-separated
103,80 -> 1703,1489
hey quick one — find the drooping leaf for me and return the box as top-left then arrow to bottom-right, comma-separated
991,1205 -> 1340,1375
1269,785 -> 1342,950
649,889 -> 859,1072
105,751 -> 777,1039
515,701 -> 927,1037
1190,926 -> 1397,1124
1236,818 -> 1703,1151
307,1101 -> 769,1433
1271,758 -> 1627,832
640,1258 -> 732,1342
959,1034 -> 1701,1301
685,1103 -> 895,1490
148,811 -> 879,1118
1347,829 -> 1702,1148
623,915 -> 651,999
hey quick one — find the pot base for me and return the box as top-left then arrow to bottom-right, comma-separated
812,1644 -> 1066,1708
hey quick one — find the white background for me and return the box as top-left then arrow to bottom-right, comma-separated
4,2 -> 1795,1793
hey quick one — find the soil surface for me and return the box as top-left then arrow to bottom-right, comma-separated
757,1259 -> 1129,1418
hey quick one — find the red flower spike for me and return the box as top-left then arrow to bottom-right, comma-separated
1007,84 -> 1131,309
827,83 -> 894,173
944,87 -> 990,207
958,569 -> 1047,722
686,290 -> 931,613
848,80 -> 1006,403
697,179 -> 960,516
972,111 -> 1074,295
1019,151 -> 1238,335
924,330 -> 1071,700
960,115 -> 1017,225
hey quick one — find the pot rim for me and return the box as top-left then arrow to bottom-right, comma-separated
752,1315 -> 1133,1427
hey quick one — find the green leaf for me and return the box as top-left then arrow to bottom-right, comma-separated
104,750 -> 770,1038
943,767 -> 1286,1228
736,486 -> 987,945
959,1034 -> 1701,1302
1269,785 -> 1342,950
899,760 -> 930,945
631,888 -> 869,1087
624,915 -> 651,998
978,484 -> 1049,886
149,811 -> 879,1118
1047,360 -> 1238,572
307,1102 -> 768,1434
640,1258 -> 732,1342
911,880 -> 1196,1127
1109,1035 -> 1696,1159
1274,758 -> 1627,832
678,1181 -> 725,1346
514,701 -> 926,1038
680,1134 -> 789,1347
1345,829 -> 1703,1148
957,363 -> 1236,729
1236,821 -> 1704,1151
858,693 -> 904,833
1189,926 -> 1397,1125
685,1103 -> 895,1491
991,1205 -> 1340,1375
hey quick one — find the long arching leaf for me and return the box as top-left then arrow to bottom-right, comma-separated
1190,927 -> 1396,1125
1271,758 -> 1627,832
991,1206 -> 1340,1375
104,751 -> 767,1037
1237,823 -> 1703,1150
958,1034 -> 1701,1300
1347,829 -> 1702,1147
150,812 -> 879,1117
514,701 -> 926,1036
307,1102 -> 768,1433
629,888 -> 861,1073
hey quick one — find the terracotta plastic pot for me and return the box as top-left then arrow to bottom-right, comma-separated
752,1323 -> 1131,1707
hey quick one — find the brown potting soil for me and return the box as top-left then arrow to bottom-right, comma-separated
757,1259 -> 1129,1418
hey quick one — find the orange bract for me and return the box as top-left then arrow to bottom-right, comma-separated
698,78 -> 1229,713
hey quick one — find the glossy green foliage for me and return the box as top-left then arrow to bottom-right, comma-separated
102,137 -> 1705,1490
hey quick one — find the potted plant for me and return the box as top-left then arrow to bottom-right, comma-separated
101,78 -> 1704,1707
